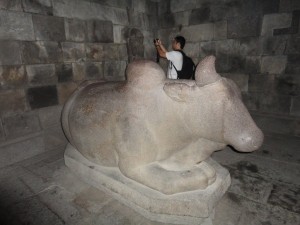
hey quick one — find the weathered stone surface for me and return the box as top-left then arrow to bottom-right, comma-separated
56,63 -> 73,83
26,64 -> 56,86
27,85 -> 58,109
268,183 -> 300,214
113,25 -> 127,44
285,36 -> 300,54
214,21 -> 227,40
239,37 -> 262,56
64,18 -> 86,42
184,43 -> 199,58
104,60 -> 126,81
62,42 -> 85,62
228,15 -> 261,38
291,97 -> 300,117
0,136 -> 45,168
274,74 -> 300,96
105,44 -> 128,60
216,39 -> 240,55
87,20 -> 114,43
0,41 -> 22,65
22,41 -> 63,64
91,0 -> 132,9
38,105 -> 63,129
33,15 -> 65,41
199,41 -> 216,58
57,82 -> 77,105
53,0 -> 128,25
245,56 -> 261,74
85,62 -> 104,80
181,24 -> 214,42
0,10 -> 34,41
23,0 -> 53,15
261,13 -> 292,37
0,89 -> 26,116
86,43 -> 105,61
189,6 -> 211,25
128,9 -> 151,29
262,36 -> 288,55
170,0 -> 197,13
72,62 -> 86,81
43,125 -> 68,151
0,119 -> 4,141
261,56 -> 287,74
286,54 -> 300,74
0,65 -> 27,89
215,54 -> 245,73
0,0 -> 22,11
2,112 -> 41,140
221,73 -> 248,92
248,74 -> 274,93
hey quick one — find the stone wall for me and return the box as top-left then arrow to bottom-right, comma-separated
156,0 -> 300,137
0,0 -> 158,167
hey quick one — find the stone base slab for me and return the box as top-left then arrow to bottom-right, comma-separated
64,144 -> 231,225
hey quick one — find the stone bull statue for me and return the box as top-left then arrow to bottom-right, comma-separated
62,56 -> 264,195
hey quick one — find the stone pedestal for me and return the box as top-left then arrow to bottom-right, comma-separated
64,144 -> 231,225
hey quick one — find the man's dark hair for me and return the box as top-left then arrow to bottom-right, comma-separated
174,36 -> 186,49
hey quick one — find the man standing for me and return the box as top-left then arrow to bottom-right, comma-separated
154,36 -> 186,79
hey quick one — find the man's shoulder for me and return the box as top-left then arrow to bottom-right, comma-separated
166,50 -> 182,59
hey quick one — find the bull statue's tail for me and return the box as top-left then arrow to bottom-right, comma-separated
195,55 -> 221,87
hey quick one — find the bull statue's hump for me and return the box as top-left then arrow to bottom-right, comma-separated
195,55 -> 221,87
126,60 -> 166,88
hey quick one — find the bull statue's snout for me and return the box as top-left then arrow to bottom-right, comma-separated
231,128 -> 264,152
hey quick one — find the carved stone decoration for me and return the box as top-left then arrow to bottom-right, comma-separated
62,56 -> 264,224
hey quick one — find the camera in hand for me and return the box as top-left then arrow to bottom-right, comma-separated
153,38 -> 159,43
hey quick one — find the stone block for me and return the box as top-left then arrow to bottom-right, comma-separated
214,21 -> 227,40
27,85 -> 58,109
65,144 -> 230,225
113,25 -> 127,44
0,89 -> 27,116
0,10 -> 34,41
199,41 -> 216,58
56,63 -> 73,83
216,39 -> 240,55
171,0 -> 197,13
239,37 -> 263,56
26,64 -> 56,86
221,73 -> 248,92
57,82 -> 78,105
261,36 -> 288,55
22,0 -> 53,15
261,13 -> 292,37
285,36 -> 300,55
274,74 -> 300,96
158,12 -> 175,28
22,41 -> 63,64
129,11 -> 151,30
291,97 -> 300,117
72,62 -> 86,81
0,119 -> 4,141
286,54 -> 300,74
0,65 -> 27,89
0,41 -> 22,65
245,56 -> 261,74
87,20 -> 114,43
173,11 -> 190,27
228,15 -> 261,38
85,62 -> 104,80
104,44 -> 128,60
62,42 -> 85,62
215,53 -> 245,73
248,74 -> 274,93
104,61 -> 127,81
0,136 -> 45,168
86,43 -> 105,61
181,24 -> 214,42
189,6 -> 211,25
33,15 -> 65,41
91,0 -> 132,9
261,56 -> 287,74
2,112 -> 41,140
43,125 -> 68,151
0,0 -> 22,11
38,105 -> 63,129
64,18 -> 87,42
184,43 -> 199,58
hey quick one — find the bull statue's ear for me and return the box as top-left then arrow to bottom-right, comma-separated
195,55 -> 221,87
163,82 -> 197,102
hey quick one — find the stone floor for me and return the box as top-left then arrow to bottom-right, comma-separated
0,133 -> 299,225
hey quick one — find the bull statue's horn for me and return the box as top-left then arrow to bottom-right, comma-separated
195,55 -> 221,87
